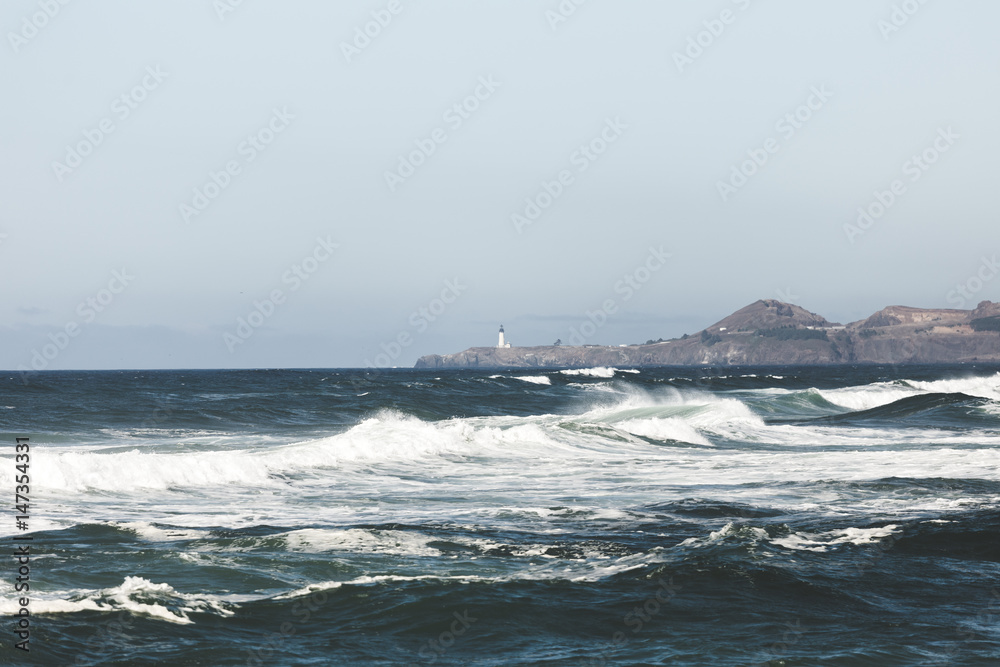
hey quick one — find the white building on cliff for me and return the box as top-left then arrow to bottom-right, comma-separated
497,325 -> 511,348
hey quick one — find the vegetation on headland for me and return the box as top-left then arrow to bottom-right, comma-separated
755,326 -> 828,341
971,316 -> 1000,332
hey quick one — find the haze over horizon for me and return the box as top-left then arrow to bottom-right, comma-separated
3,0 -> 998,370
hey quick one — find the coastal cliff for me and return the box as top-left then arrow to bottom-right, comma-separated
414,299 -> 1000,368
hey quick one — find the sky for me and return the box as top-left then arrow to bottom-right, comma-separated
2,0 -> 999,370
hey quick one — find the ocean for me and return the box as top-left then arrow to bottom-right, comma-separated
1,365 -> 999,666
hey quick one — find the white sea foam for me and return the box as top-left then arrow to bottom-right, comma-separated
580,390 -> 766,445
561,367 -> 617,378
679,522 -> 902,553
617,417 -> 712,446
677,522 -> 769,548
513,375 -> 552,385
816,372 -> 1000,411
906,373 -> 1000,401
448,535 -> 580,559
0,577 -> 234,624
568,382 -> 620,393
272,549 -> 667,600
817,383 -> 918,411
112,522 -> 208,542
770,525 -> 900,552
31,447 -> 276,492
7,378 -> 1000,508
282,528 -> 440,557
273,574 -> 468,600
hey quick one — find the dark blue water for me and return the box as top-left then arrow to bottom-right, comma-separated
1,365 -> 999,665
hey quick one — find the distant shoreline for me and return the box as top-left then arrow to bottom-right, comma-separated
416,299 -> 1000,369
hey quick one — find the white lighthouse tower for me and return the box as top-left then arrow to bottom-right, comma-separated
497,324 -> 511,348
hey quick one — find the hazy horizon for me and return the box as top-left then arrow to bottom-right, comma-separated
3,1 -> 998,370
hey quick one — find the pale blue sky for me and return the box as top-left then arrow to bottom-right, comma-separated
2,0 -> 998,369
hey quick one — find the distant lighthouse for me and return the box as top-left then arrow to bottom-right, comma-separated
497,324 -> 511,348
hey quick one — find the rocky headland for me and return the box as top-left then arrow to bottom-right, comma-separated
414,299 -> 1000,368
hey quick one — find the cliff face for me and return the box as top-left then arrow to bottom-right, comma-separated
853,305 -> 967,329
414,300 -> 1000,369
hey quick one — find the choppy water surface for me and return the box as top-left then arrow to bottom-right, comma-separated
1,365 -> 999,665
